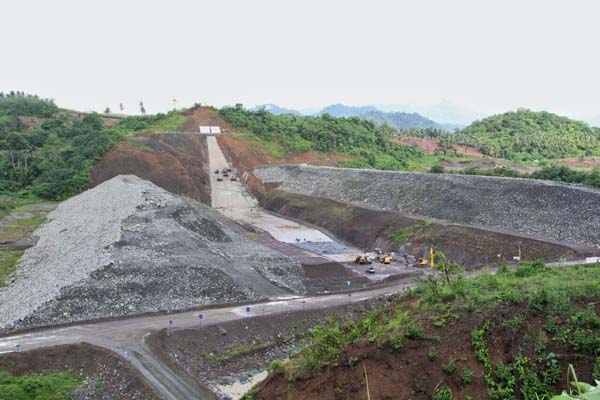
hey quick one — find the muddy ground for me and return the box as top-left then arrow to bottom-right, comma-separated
259,190 -> 596,267
146,299 -> 383,399
0,343 -> 158,399
555,156 -> 600,169
394,136 -> 483,158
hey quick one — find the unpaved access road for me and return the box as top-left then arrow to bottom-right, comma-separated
0,281 -> 413,399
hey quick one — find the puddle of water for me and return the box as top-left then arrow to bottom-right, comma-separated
215,370 -> 268,400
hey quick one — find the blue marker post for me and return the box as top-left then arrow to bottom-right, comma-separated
15,344 -> 21,352
347,280 -> 351,288
168,320 -> 173,335
198,313 -> 204,326
347,292 -> 352,303
245,306 -> 251,317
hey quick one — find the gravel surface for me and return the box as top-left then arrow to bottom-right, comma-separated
254,165 -> 600,248
0,175 -> 305,330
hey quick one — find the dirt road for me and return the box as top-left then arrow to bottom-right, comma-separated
0,282 -> 412,399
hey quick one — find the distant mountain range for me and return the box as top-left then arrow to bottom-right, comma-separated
252,104 -> 301,116
253,103 -> 464,131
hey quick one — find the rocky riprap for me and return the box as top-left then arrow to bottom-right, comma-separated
0,175 -> 304,330
254,165 -> 600,248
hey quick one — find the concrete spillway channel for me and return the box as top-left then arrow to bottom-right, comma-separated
206,135 -> 357,260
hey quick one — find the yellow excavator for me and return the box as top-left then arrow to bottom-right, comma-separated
417,247 -> 435,268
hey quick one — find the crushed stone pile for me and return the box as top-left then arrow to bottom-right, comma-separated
0,175 -> 305,330
254,165 -> 600,248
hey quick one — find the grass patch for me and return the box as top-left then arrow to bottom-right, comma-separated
146,113 -> 187,133
389,220 -> 432,243
0,369 -> 83,399
0,250 -> 22,286
233,132 -> 287,159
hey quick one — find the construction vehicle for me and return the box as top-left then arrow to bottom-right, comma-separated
417,247 -> 435,268
353,255 -> 372,265
372,248 -> 391,264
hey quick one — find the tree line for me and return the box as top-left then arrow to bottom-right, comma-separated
219,106 -> 425,170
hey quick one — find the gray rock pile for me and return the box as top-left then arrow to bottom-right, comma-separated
254,165 -> 600,248
0,175 -> 304,330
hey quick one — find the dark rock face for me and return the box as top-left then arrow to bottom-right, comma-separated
254,166 -> 600,248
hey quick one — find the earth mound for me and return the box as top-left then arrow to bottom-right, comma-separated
0,175 -> 305,330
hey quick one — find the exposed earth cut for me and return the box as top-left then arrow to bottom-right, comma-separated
0,175 -> 305,330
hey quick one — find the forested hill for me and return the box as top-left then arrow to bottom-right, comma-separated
0,92 -> 172,205
361,110 -> 443,130
454,109 -> 600,161
218,106 -> 424,170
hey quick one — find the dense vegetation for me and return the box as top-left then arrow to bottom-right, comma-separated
450,109 -> 600,161
0,369 -> 82,399
219,106 -> 425,170
0,92 -> 58,118
0,95 -> 128,202
259,262 -> 600,399
0,93 -> 175,207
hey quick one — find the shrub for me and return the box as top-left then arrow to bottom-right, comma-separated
427,348 -> 439,361
430,165 -> 445,173
443,357 -> 456,375
267,359 -> 285,373
433,387 -> 453,400
461,367 -> 473,385
389,332 -> 404,350
515,260 -> 546,277
406,322 -> 423,339
594,356 -> 600,380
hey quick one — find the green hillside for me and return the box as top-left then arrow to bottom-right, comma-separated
453,109 -> 600,161
219,106 -> 425,170
0,93 -> 172,209
251,262 -> 600,399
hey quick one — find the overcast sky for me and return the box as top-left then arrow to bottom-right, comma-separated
1,0 -> 599,123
